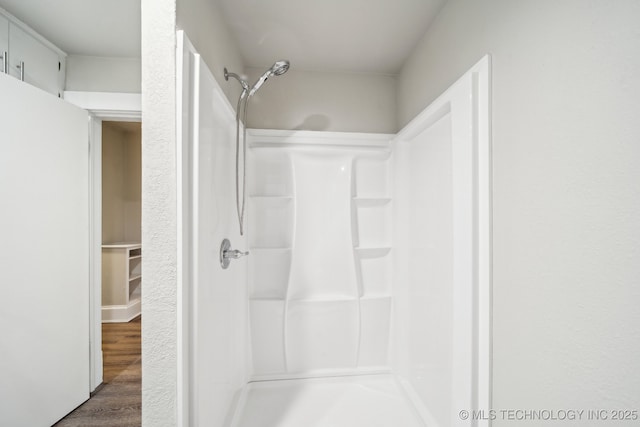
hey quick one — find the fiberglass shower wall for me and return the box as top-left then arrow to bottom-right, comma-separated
179,30 -> 490,427
179,35 -> 250,426
246,132 -> 394,378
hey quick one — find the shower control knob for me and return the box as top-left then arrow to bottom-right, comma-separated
220,238 -> 249,269
226,249 -> 249,259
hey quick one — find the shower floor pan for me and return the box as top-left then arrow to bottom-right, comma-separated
230,374 -> 428,427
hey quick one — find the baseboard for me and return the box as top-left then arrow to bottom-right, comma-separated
101,297 -> 141,323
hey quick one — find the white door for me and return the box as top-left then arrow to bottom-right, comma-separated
0,74 -> 90,426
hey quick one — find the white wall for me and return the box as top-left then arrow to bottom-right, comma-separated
176,1 -> 397,134
398,0 -> 640,422
176,0 -> 245,108
245,68 -> 396,133
65,55 -> 141,93
141,0 -> 177,425
102,122 -> 141,244
102,123 -> 125,243
124,127 -> 142,242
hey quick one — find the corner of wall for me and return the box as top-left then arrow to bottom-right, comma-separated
141,0 -> 178,426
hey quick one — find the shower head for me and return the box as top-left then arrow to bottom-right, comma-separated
271,60 -> 290,76
248,60 -> 290,97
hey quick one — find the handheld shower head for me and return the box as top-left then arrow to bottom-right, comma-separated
271,60 -> 290,76
223,59 -> 290,236
249,60 -> 290,97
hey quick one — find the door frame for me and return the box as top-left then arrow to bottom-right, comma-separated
64,90 -> 142,391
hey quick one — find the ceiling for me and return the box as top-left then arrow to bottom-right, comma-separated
0,0 -> 445,74
217,0 -> 445,74
0,0 -> 140,57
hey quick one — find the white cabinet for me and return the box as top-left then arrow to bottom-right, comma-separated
102,243 -> 141,322
0,8 -> 66,97
8,23 -> 64,96
0,15 -> 7,74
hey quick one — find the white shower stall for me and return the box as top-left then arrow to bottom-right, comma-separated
178,32 -> 490,427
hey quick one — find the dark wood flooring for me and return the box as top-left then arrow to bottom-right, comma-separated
54,316 -> 141,427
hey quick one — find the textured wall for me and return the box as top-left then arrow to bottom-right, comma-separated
398,0 -> 640,422
141,0 -> 178,425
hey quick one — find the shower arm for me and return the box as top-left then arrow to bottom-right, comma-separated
224,68 -> 249,92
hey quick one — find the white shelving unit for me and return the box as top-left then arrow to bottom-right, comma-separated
101,242 -> 141,323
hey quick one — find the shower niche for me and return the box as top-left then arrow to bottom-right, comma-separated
180,36 -> 490,427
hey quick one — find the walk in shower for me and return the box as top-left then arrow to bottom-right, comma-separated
178,32 -> 490,427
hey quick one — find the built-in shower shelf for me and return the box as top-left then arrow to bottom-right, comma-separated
248,297 -> 286,302
360,294 -> 392,301
248,247 -> 291,251
250,296 -> 364,303
355,247 -> 392,258
249,195 -> 293,199
287,296 -> 362,303
353,197 -> 391,207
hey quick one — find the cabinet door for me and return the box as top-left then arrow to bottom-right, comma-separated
8,22 -> 61,96
0,15 -> 7,74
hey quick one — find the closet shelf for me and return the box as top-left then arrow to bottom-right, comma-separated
248,297 -> 286,302
355,247 -> 392,258
102,243 -> 142,323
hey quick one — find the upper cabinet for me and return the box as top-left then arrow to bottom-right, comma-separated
0,15 -> 8,74
0,9 -> 66,97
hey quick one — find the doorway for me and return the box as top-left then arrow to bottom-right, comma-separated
55,119 -> 143,425
98,120 -> 143,402
61,90 -> 143,392
101,121 -> 142,323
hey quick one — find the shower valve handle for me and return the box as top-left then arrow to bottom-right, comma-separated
220,238 -> 249,269
224,249 -> 249,259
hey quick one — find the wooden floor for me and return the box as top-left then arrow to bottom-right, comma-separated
55,316 -> 141,427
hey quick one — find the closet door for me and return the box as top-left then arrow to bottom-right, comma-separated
0,74 -> 90,426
